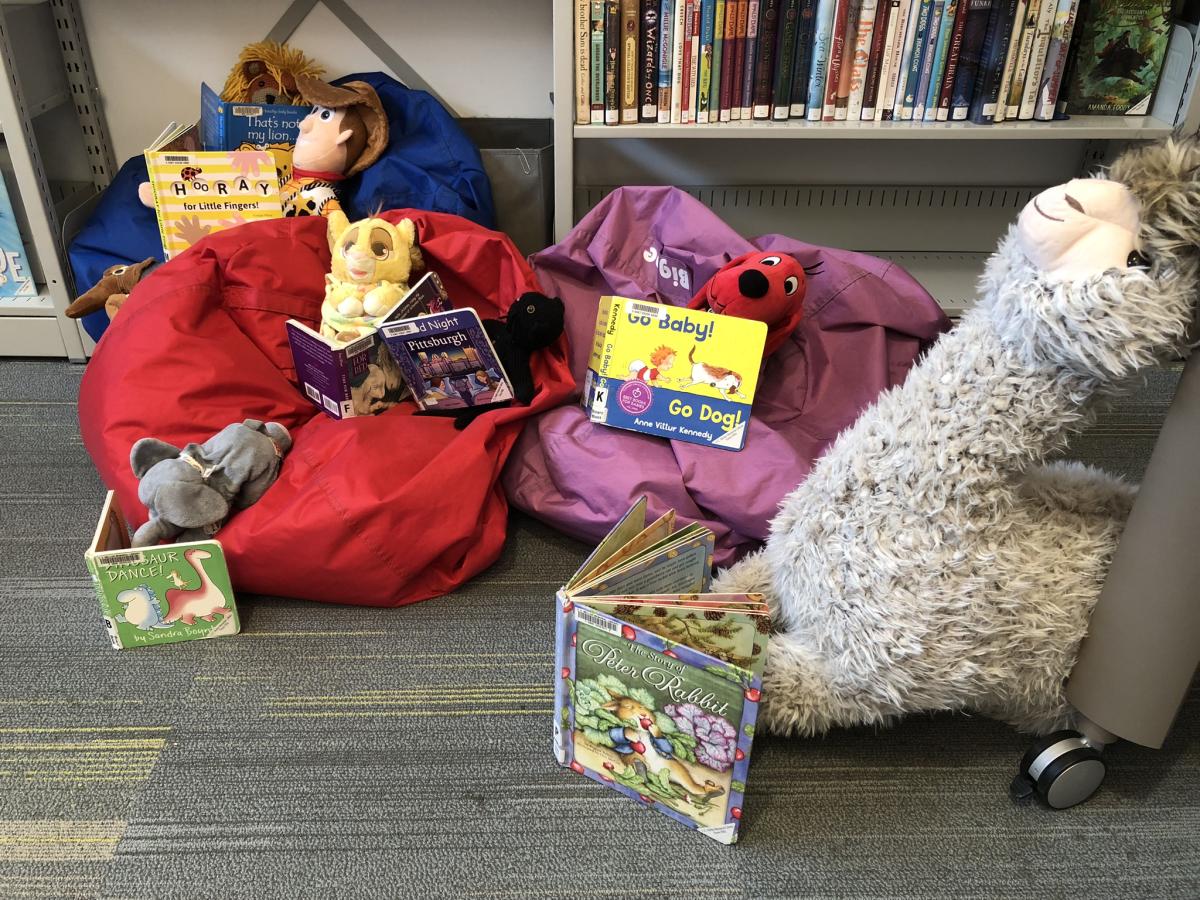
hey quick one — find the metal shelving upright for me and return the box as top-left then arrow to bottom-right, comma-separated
0,0 -> 114,360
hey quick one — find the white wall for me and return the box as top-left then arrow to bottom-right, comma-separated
78,0 -> 554,163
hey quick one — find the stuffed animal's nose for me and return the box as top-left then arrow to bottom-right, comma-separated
738,269 -> 770,298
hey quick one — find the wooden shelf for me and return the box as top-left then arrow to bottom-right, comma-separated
574,116 -> 1176,141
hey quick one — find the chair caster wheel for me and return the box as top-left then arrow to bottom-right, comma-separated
1012,730 -> 1106,809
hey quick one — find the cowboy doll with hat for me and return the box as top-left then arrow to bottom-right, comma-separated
281,75 -> 389,219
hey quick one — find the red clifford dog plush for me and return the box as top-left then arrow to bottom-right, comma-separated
688,251 -> 815,356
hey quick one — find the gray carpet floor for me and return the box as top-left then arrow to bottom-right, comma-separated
1,358 -> 1196,899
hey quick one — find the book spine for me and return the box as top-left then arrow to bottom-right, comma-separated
1053,0 -> 1086,117
993,0 -> 1029,122
605,1 -> 621,123
681,1 -> 698,122
949,0 -> 994,117
641,0 -> 661,119
622,0 -> 641,122
696,0 -> 710,121
699,0 -> 717,121
834,0 -> 864,118
143,153 -> 171,258
721,0 -> 742,118
592,2 -> 608,123
741,0 -> 762,118
552,590 -> 572,766
889,0 -> 925,118
730,0 -> 750,118
1032,0 -> 1080,119
680,1 -> 694,122
875,0 -> 913,118
790,0 -> 819,115
846,0 -> 879,118
576,0 -> 592,124
912,0 -> 947,119
711,0 -> 727,121
772,0 -> 802,117
806,0 -> 838,118
968,0 -> 1019,123
1017,0 -> 1060,118
897,0 -> 933,119
754,0 -> 782,117
86,554 -> 122,650
671,0 -> 688,121
823,0 -> 854,119
935,0 -> 971,117
1004,0 -> 1041,118
922,0 -> 958,119
690,1 -> 704,119
861,0 -> 895,117
658,0 -> 675,121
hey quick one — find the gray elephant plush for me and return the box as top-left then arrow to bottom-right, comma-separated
129,419 -> 292,547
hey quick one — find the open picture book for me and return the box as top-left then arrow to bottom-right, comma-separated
143,121 -> 283,259
553,497 -> 770,845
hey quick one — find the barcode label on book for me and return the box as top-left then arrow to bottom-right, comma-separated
575,606 -> 622,636
382,322 -> 419,337
343,334 -> 375,357
322,395 -> 339,414
627,301 -> 668,320
232,105 -> 264,116
304,383 -> 320,402
97,550 -> 147,567
162,155 -> 191,165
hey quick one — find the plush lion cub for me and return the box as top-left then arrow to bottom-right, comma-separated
320,211 -> 424,344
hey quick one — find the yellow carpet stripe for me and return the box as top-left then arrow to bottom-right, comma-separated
0,820 -> 125,862
264,708 -> 550,718
0,727 -> 170,734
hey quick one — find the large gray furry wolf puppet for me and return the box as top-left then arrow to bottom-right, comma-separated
716,137 -> 1200,737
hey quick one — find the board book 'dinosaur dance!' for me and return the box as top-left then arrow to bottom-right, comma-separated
85,492 -> 240,650
554,497 -> 770,844
582,296 -> 767,451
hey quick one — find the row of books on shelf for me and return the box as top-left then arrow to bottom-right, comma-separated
574,0 -> 1173,126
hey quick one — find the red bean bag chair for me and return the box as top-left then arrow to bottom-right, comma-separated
78,211 -> 574,607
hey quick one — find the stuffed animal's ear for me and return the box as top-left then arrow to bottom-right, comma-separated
327,211 -> 350,256
395,218 -> 416,248
263,422 -> 292,453
155,482 -> 229,529
242,60 -> 266,79
130,438 -> 181,478
335,127 -> 354,147
396,219 -> 423,270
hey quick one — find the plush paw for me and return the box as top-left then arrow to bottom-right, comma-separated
336,297 -> 366,318
362,286 -> 402,318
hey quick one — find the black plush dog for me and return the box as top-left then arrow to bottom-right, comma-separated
418,291 -> 565,430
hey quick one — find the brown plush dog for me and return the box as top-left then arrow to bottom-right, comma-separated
65,258 -> 156,320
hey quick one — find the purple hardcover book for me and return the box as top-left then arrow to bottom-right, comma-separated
379,308 -> 514,412
285,325 -> 405,420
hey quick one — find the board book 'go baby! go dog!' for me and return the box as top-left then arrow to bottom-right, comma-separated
582,297 -> 766,451
554,497 -> 770,844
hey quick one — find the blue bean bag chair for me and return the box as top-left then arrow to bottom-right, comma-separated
69,72 -> 495,342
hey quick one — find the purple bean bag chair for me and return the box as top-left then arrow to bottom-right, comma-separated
503,186 -> 951,565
